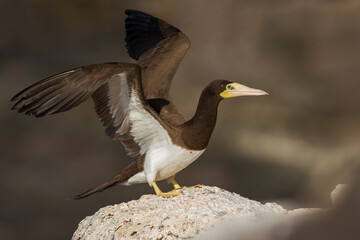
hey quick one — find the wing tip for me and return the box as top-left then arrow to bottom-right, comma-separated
125,9 -> 152,17
11,95 -> 19,102
124,9 -> 181,61
11,103 -> 18,111
10,99 -> 48,118
11,89 -> 28,102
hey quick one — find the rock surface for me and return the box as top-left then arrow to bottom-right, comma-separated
72,186 -> 286,240
197,184 -> 349,240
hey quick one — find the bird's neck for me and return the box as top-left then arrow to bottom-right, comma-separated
182,90 -> 221,150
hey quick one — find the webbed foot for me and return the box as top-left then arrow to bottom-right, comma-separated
152,181 -> 181,198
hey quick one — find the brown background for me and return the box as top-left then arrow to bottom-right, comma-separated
1,0 -> 360,239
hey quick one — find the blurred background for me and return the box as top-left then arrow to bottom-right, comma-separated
1,0 -> 360,239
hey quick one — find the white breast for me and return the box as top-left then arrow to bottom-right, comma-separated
148,143 -> 204,182
123,87 -> 205,186
124,146 -> 204,186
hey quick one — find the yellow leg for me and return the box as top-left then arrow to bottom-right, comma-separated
152,182 -> 180,198
168,176 -> 202,190
168,176 -> 182,190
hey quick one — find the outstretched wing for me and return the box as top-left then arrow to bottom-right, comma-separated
11,63 -> 173,158
125,9 -> 190,99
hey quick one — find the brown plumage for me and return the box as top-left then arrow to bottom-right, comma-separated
11,10 -> 267,199
125,9 -> 188,125
73,155 -> 145,200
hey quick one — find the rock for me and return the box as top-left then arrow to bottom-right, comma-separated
287,208 -> 322,216
330,184 -> 347,205
198,183 -> 356,240
72,186 -> 286,240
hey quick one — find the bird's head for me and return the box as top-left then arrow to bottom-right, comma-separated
208,79 -> 268,99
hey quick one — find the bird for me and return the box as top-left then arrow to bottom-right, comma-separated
11,9 -> 268,199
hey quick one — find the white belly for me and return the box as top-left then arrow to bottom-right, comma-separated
148,145 -> 205,182
123,92 -> 205,186
124,145 -> 204,186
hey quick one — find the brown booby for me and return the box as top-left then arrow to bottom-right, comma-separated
11,10 -> 268,199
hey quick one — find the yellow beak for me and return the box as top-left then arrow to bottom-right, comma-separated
220,83 -> 269,98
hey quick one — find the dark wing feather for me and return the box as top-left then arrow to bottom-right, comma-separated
11,63 -> 143,157
125,9 -> 190,99
125,9 -> 177,60
11,65 -> 117,117
91,75 -> 141,157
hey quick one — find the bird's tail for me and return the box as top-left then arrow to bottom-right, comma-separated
72,156 -> 144,200
72,177 -> 120,200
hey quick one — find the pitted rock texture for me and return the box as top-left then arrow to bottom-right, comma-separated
72,186 -> 286,240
